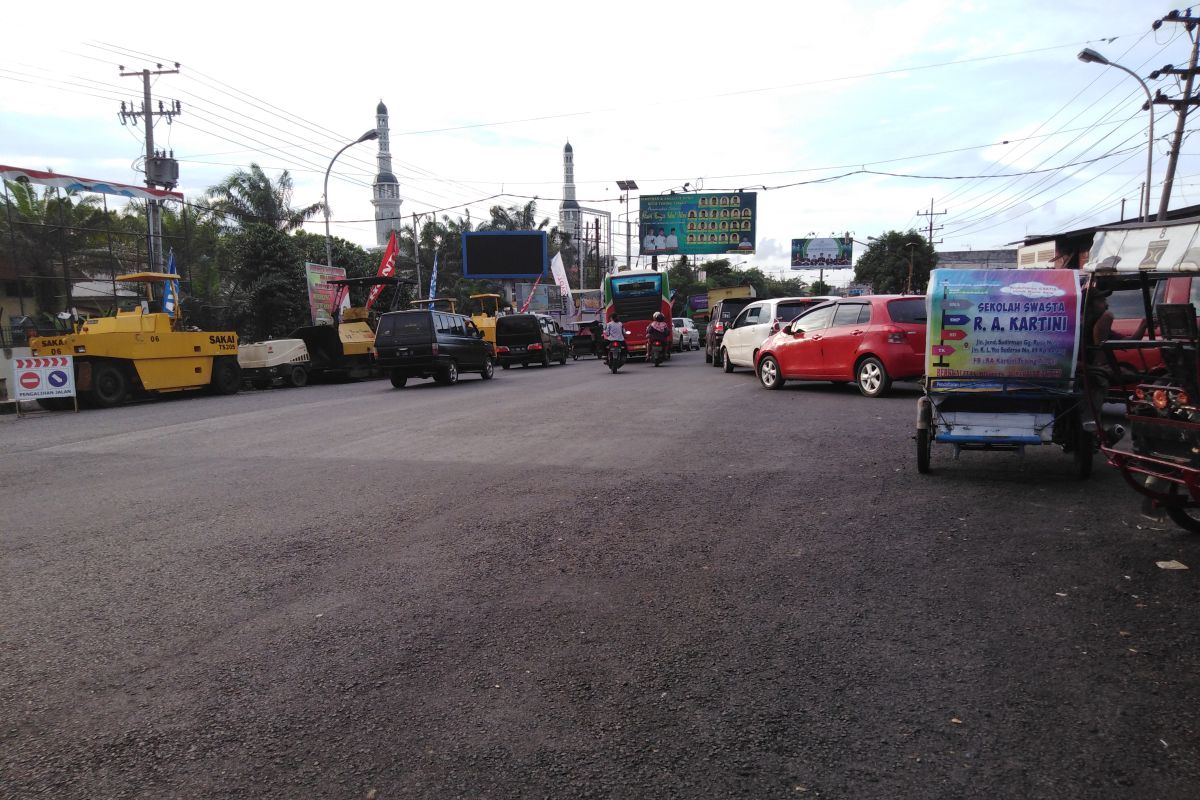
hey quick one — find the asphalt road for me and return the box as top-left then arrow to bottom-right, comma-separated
2,349 -> 1198,799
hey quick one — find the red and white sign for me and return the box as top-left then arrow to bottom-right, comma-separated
12,356 -> 75,401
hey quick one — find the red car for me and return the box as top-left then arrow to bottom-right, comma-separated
754,295 -> 927,397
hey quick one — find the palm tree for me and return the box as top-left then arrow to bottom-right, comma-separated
205,163 -> 321,231
479,199 -> 549,232
1,178 -> 104,313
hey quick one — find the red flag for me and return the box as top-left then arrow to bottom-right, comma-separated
519,273 -> 543,313
366,231 -> 398,310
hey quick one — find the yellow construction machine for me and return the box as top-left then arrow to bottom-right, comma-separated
290,275 -> 408,380
28,272 -> 241,408
469,293 -> 503,345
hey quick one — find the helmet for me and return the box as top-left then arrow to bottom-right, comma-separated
653,312 -> 665,321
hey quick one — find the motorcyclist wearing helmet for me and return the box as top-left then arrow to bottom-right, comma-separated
646,311 -> 672,356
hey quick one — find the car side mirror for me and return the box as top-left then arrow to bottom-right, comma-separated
791,328 -> 805,338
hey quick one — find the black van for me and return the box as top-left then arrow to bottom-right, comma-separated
495,313 -> 569,368
374,309 -> 495,388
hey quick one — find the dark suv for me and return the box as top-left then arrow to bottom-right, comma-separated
705,297 -> 756,366
374,309 -> 495,388
495,313 -> 569,368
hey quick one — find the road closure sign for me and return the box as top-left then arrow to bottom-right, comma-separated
12,356 -> 76,401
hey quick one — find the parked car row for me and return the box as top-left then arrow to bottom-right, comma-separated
374,310 -> 570,388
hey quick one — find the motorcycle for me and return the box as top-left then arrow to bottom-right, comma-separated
647,338 -> 668,367
605,340 -> 627,373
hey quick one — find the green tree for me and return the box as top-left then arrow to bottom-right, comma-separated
0,177 -> 105,313
223,224 -> 307,340
854,230 -> 937,294
809,280 -> 832,295
205,163 -> 321,231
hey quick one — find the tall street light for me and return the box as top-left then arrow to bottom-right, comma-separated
1078,48 -> 1154,222
616,179 -> 638,269
324,129 -> 380,270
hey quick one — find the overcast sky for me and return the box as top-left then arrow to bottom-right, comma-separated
1,1 -> 1193,285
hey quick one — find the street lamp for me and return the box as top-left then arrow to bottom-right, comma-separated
616,179 -> 638,269
1078,48 -> 1154,222
324,129 -> 380,271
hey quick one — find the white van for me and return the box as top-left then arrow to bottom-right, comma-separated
719,296 -> 838,372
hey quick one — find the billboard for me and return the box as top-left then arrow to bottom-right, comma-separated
638,192 -> 757,256
463,231 -> 548,279
304,263 -> 349,325
514,281 -> 564,313
791,237 -> 853,268
925,268 -> 1081,381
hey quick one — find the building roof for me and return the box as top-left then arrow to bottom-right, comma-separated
1020,202 -> 1200,246
564,141 -> 573,153
377,100 -> 388,115
561,199 -> 580,210
375,171 -> 398,184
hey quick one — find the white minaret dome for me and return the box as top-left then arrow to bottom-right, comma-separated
560,139 -> 580,246
372,99 -> 403,247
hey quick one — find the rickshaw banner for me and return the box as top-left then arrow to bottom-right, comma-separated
1087,222 -> 1200,272
925,269 -> 1081,380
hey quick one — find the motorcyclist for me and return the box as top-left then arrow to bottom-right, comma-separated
646,312 -> 672,362
602,317 -> 626,355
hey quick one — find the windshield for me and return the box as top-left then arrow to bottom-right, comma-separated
377,312 -> 431,343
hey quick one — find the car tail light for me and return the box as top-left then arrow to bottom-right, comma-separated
1134,387 -> 1146,400
886,327 -> 905,344
1153,389 -> 1169,410
715,323 -> 724,333
431,343 -> 439,356
529,343 -> 543,350
1177,390 -> 1191,406
496,345 -> 509,353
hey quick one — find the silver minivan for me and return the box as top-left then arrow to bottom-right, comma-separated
719,296 -> 838,372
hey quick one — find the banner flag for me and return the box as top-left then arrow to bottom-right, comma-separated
548,252 -> 577,318
162,249 -> 179,318
366,231 -> 397,310
428,252 -> 439,309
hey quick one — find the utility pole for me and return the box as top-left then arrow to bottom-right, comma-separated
916,198 -> 946,245
1152,9 -> 1200,220
119,63 -> 181,272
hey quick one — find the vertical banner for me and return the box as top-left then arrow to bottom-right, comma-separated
926,268 -> 1081,381
304,263 -> 349,325
428,252 -> 439,308
366,231 -> 397,310
162,249 -> 179,317
549,252 -> 577,318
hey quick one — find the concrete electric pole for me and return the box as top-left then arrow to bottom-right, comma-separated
119,63 -> 181,271
1152,9 -> 1200,220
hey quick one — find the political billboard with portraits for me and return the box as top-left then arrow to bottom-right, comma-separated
638,192 -> 757,256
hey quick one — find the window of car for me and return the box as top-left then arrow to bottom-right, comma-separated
776,300 -> 824,322
378,312 -> 431,343
735,305 -> 764,327
885,298 -> 928,324
449,315 -> 466,336
791,304 -> 836,333
832,303 -> 867,327
434,313 -> 452,334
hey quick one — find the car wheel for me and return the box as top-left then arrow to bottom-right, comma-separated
210,357 -> 241,396
758,355 -> 785,389
856,356 -> 891,397
722,348 -> 735,373
437,361 -> 459,385
390,369 -> 408,389
481,357 -> 494,380
287,365 -> 309,388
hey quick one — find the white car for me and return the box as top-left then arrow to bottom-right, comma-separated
672,318 -> 700,351
718,296 -> 839,372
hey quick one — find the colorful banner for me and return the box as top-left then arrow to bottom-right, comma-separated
791,237 -> 853,268
0,164 -> 183,201
428,252 -> 439,308
162,249 -> 179,318
926,268 -> 1081,381
304,263 -> 349,325
638,192 -> 757,256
